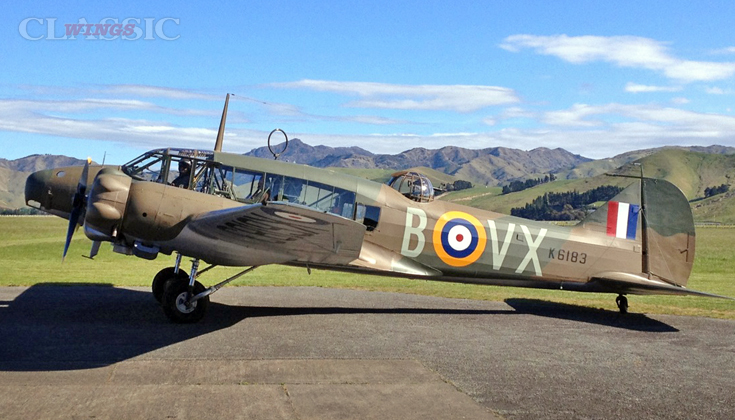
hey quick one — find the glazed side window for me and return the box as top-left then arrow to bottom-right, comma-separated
355,203 -> 380,231
331,189 -> 356,218
282,176 -> 307,204
209,165 -> 234,198
232,170 -> 265,202
264,174 -> 284,201
302,181 -> 335,211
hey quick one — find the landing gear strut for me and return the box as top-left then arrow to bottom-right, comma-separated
152,256 -> 259,323
615,294 -> 629,314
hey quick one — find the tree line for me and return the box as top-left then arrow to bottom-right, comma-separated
0,207 -> 45,215
502,174 -> 557,195
441,180 -> 473,192
510,185 -> 624,221
704,184 -> 729,198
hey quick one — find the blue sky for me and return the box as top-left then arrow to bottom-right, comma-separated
2,1 -> 734,163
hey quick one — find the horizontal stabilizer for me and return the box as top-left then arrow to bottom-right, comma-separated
585,271 -> 731,298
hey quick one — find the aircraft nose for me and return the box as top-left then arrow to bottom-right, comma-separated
25,167 -> 79,217
25,169 -> 54,210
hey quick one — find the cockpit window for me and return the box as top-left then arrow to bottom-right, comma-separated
122,152 -> 165,183
122,149 -> 213,190
387,171 -> 434,203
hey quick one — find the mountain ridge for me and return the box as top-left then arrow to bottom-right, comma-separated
246,139 -> 594,185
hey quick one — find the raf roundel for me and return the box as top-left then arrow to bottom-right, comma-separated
273,211 -> 317,223
432,211 -> 486,267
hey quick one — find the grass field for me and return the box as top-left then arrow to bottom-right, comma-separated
1,216 -> 733,319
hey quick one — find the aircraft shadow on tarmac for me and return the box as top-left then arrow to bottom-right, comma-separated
504,298 -> 679,333
0,285 -> 676,372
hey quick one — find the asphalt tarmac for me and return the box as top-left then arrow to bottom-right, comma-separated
0,285 -> 733,419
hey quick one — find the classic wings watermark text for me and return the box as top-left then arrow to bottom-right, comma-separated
19,17 -> 180,41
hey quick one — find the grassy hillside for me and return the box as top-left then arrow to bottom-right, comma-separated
327,167 -> 394,183
438,185 -> 503,202
405,166 -> 462,186
692,192 -> 735,224
438,150 -> 735,221
329,165 -> 470,189
440,176 -> 630,214
631,150 -> 735,199
0,167 -> 29,209
557,150 -> 650,179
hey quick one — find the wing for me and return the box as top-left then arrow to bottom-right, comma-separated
583,271 -> 731,298
181,202 -> 366,267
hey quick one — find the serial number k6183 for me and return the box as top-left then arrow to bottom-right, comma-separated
548,248 -> 587,264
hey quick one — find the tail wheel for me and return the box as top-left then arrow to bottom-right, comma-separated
161,278 -> 209,323
152,268 -> 188,303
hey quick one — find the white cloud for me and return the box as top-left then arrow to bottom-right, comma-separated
262,101 -> 407,125
671,97 -> 690,105
99,84 -> 222,101
295,121 -> 733,159
5,97 -> 732,160
501,34 -> 735,82
3,84 -> 733,161
350,115 -> 406,125
500,106 -> 536,119
19,84 -> 223,101
542,103 -> 612,126
540,103 -> 735,146
0,98 -> 221,118
705,87 -> 728,95
625,83 -> 682,93
270,79 -> 520,112
710,47 -> 735,55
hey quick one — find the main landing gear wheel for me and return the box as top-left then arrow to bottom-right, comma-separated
616,294 -> 629,314
161,278 -> 209,324
152,267 -> 188,303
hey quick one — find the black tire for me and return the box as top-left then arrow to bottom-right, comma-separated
161,278 -> 209,324
152,267 -> 188,303
616,295 -> 628,314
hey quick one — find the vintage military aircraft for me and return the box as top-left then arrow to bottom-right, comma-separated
24,95 -> 726,323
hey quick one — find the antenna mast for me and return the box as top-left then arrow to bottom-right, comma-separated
214,93 -> 231,152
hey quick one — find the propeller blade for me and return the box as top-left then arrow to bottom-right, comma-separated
62,206 -> 82,261
79,157 -> 90,189
62,158 -> 91,262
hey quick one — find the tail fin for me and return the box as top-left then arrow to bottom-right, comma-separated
580,177 -> 695,287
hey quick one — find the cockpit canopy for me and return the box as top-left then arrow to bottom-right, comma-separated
121,148 -> 213,185
120,149 -> 382,231
387,171 -> 434,203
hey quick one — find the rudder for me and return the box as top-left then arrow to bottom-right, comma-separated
641,178 -> 695,286
579,178 -> 695,287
